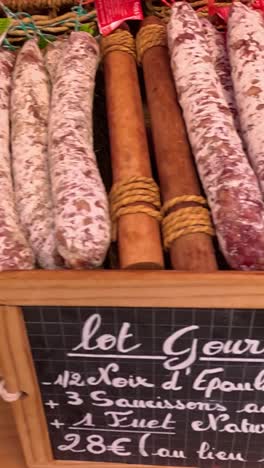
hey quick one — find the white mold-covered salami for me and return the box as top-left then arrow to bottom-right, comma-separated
228,3 -> 264,194
200,18 -> 240,131
11,39 -> 61,269
167,2 -> 264,270
45,36 -> 67,82
0,49 -> 34,270
49,32 -> 111,268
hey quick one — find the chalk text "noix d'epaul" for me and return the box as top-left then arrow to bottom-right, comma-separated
72,314 -> 264,371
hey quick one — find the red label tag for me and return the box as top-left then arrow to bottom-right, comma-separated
95,0 -> 143,36
252,0 -> 264,14
208,0 -> 231,22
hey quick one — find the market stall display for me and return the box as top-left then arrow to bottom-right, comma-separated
1,2 -> 264,468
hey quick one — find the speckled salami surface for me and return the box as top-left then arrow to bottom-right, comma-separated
45,36 -> 67,82
200,18 -> 240,132
49,32 -> 111,269
167,2 -> 264,270
0,49 -> 34,270
228,3 -> 264,194
11,39 -> 61,269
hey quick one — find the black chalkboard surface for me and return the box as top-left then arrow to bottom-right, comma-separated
22,306 -> 264,468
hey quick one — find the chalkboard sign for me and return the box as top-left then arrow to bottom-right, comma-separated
22,306 -> 264,468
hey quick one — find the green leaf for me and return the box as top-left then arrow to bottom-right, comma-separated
80,24 -> 93,33
38,36 -> 47,49
0,18 -> 11,35
38,35 -> 56,49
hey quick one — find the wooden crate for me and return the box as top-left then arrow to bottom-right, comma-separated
0,270 -> 264,468
0,2 -> 263,467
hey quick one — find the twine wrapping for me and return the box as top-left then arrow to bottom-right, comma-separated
136,23 -> 167,63
161,196 -> 214,249
2,10 -> 97,44
161,194 -> 207,216
2,0 -> 76,9
101,29 -> 136,61
0,379 -> 23,402
109,176 -> 162,241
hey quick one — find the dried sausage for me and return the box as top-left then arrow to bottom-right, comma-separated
228,3 -> 264,193
45,36 -> 67,82
11,39 -> 61,269
49,32 -> 111,268
0,49 -> 34,270
168,2 -> 264,270
201,18 -> 240,133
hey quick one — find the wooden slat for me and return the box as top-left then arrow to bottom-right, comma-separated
0,270 -> 263,308
54,462 -> 196,468
37,461 -> 197,468
0,399 -> 27,468
0,306 -> 53,466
